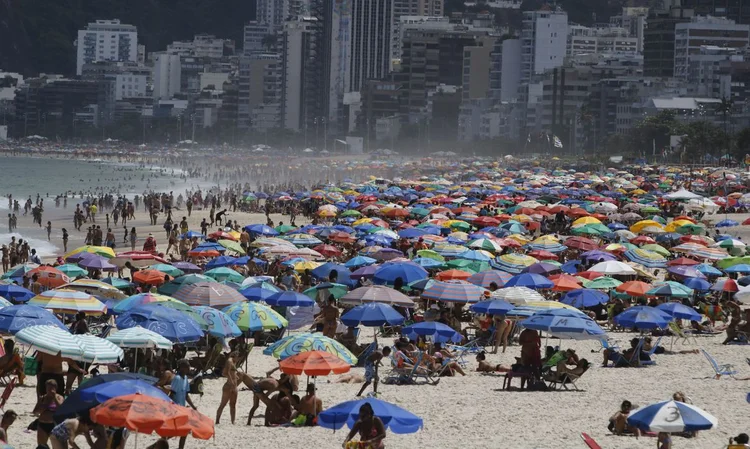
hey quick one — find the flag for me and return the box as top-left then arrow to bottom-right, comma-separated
553,135 -> 563,148
527,133 -> 531,143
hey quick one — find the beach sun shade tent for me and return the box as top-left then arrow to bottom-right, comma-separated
655,302 -> 702,321
264,291 -> 315,307
318,398 -> 423,433
503,273 -> 554,290
626,400 -> 718,433
172,282 -> 246,307
79,379 -> 171,405
372,262 -> 429,286
0,284 -> 35,302
560,289 -> 609,308
588,261 -> 637,276
15,325 -> 123,363
263,333 -> 357,365
112,293 -> 187,315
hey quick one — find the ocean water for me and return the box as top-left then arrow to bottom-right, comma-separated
0,232 -> 59,257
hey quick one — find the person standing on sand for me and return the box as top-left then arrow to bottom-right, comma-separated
356,347 -> 390,397
46,221 -> 52,241
215,351 -> 239,425
61,229 -> 69,253
129,227 -> 137,251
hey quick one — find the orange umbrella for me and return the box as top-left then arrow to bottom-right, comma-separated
577,271 -> 604,280
436,269 -> 472,281
279,350 -> 351,376
527,250 -> 558,261
616,280 -> 652,297
550,274 -> 582,292
133,269 -> 173,286
383,208 -> 410,218
208,230 -> 236,241
156,407 -> 214,440
187,249 -> 221,257
329,231 -> 356,244
28,266 -> 70,288
90,394 -> 190,434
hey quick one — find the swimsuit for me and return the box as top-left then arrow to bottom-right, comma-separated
364,361 -> 377,383
51,422 -> 71,443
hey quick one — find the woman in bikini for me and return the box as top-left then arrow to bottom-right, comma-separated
491,315 -> 512,354
475,351 -> 511,373
216,351 -> 239,424
342,403 -> 386,449
32,379 -> 64,447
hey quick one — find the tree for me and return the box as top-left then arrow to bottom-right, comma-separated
679,121 -> 727,161
628,111 -> 683,156
734,126 -> 750,159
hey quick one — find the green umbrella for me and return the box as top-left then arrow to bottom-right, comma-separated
640,244 -> 670,257
416,250 -> 444,261
676,223 -> 705,235
410,208 -> 431,218
204,267 -> 244,283
302,283 -> 349,301
57,264 -> 88,278
571,224 -> 609,236
218,239 -> 246,255
583,276 -> 623,290
148,264 -> 185,277
340,210 -> 362,218
446,259 -> 491,274
716,256 -> 750,269
275,224 -> 297,234
640,206 -> 661,214
646,215 -> 667,225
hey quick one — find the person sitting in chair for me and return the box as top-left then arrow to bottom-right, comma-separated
0,340 -> 25,384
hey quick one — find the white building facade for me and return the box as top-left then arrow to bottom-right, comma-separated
152,53 -> 182,100
76,20 -> 138,76
674,16 -> 750,78
521,9 -> 568,83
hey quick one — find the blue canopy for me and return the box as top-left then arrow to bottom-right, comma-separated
205,255 -> 239,269
318,398 -> 423,434
626,400 -> 718,432
0,304 -> 66,334
116,304 -> 203,343
265,291 -> 315,307
560,289 -> 609,308
341,303 -> 405,327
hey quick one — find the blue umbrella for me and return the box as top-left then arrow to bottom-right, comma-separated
401,322 -> 462,344
373,263 -> 428,287
715,219 -> 739,228
456,250 -> 492,262
682,277 -> 711,291
180,230 -> 204,239
344,256 -> 377,269
520,309 -> 605,340
560,289 -> 609,308
398,228 -> 428,239
341,303 -> 405,327
265,291 -> 315,307
0,284 -> 34,302
626,400 -> 718,432
318,398 -> 423,433
115,304 -> 203,343
504,273 -> 553,290
469,300 -> 514,316
244,224 -> 279,236
193,306 -> 243,338
0,304 -> 66,334
695,263 -> 722,277
79,379 -> 171,404
656,302 -> 702,321
614,306 -> 672,329
723,264 -> 750,274
193,242 -> 226,253
205,255 -> 239,269
560,259 -> 582,274
350,265 -> 379,280
312,263 -> 351,281
54,373 -> 158,422
239,284 -> 281,301
411,257 -> 445,269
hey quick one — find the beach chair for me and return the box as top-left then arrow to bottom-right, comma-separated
701,349 -> 737,379
596,338 -> 621,353
668,322 -> 697,350
603,339 -> 643,368
384,352 -> 437,385
0,377 -> 16,413
355,342 -> 377,368
640,337 -> 662,366
546,368 -> 588,391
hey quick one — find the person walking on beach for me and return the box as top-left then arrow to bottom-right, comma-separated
129,227 -> 137,251
356,347 -> 390,397
215,351 -> 239,425
46,221 -> 52,241
61,229 -> 69,253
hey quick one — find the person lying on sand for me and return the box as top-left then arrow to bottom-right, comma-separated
608,400 -> 640,436
475,352 -> 511,373
643,337 -> 699,355
336,373 -> 365,383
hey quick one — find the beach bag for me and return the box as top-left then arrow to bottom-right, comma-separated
23,356 -> 39,376
190,375 -> 204,395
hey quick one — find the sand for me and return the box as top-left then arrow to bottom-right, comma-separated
4,204 -> 750,448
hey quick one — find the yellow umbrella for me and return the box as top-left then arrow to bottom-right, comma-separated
318,209 -> 337,218
507,234 -> 531,245
664,219 -> 695,233
352,218 -> 374,226
572,216 -> 602,226
294,260 -> 322,272
511,214 -> 533,223
448,232 -> 469,241
64,245 -> 116,259
531,235 -> 560,245
630,220 -> 664,234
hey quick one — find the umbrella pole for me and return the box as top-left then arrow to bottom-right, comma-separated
134,349 -> 138,374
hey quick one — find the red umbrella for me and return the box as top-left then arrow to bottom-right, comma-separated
527,250 -> 558,261
577,271 -> 604,280
383,208 -> 410,218
28,266 -> 70,288
565,237 -> 598,251
567,208 -> 590,217
278,350 -> 351,376
473,216 -> 500,227
616,280 -> 653,297
328,231 -> 355,244
133,269 -> 173,286
436,269 -> 472,281
630,236 -> 656,245
313,244 -> 342,258
667,257 -> 699,266
674,215 -> 696,223
711,278 -> 739,292
550,274 -> 582,292
208,230 -> 236,241
679,235 -> 709,246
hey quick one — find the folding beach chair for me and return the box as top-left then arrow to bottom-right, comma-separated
384,352 -> 437,385
640,336 -> 662,366
0,377 -> 17,413
546,370 -> 587,391
603,339 -> 643,368
596,338 -> 621,353
701,349 -> 737,379
356,342 -> 377,368
668,322 -> 697,350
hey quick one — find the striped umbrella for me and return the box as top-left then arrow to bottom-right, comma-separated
422,280 -> 487,303
75,334 -> 124,364
64,245 -> 116,260
173,282 -> 246,307
1,263 -> 39,280
16,325 -> 83,358
283,233 -> 323,246
112,293 -> 185,315
222,301 -> 288,331
193,306 -> 242,338
647,281 -> 693,298
339,285 -> 414,307
490,286 -> 545,305
689,247 -> 729,261
627,401 -> 717,432
492,254 -> 538,274
0,297 -> 12,309
159,274 -> 218,296
505,301 -> 584,318
76,254 -> 117,272
466,270 -> 512,288
263,333 -> 357,364
106,326 -> 173,350
29,289 -> 107,315
623,249 -> 667,268
583,276 -> 623,290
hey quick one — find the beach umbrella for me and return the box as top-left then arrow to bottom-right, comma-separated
623,249 -> 667,268
54,373 -> 159,422
683,277 -> 711,291
372,263 -> 428,286
626,400 -> 717,432
589,260 -> 637,276
695,263 -> 722,277
416,250 -> 444,261
180,231 -> 204,240
64,245 -> 116,260
172,261 -> 202,274
490,286 -> 545,305
63,279 -> 127,300
504,273 -> 553,290
614,306 -> 672,329
0,297 -> 11,309
550,274 -> 583,292
0,284 -> 34,302
616,280 -> 653,297
647,282 -> 693,298
667,265 -> 706,278
1,262 -> 39,280
318,398 -> 423,433
15,325 -> 84,358
133,269 -> 172,286
57,264 -> 88,278
656,302 -> 702,321
422,280 -> 486,303
204,255 -> 239,269
77,254 -> 117,272
339,285 -> 415,307
79,379 -> 171,406
506,301 -> 584,318
311,263 -> 352,283
467,270 -> 511,288
341,303 -> 405,327
411,257 -> 446,269
469,299 -> 515,316
244,224 -> 279,237
158,274 -> 218,296
344,256 -> 377,269
263,333 -> 357,364
520,309 -> 605,340
715,219 -> 739,228
279,351 -> 351,376
222,301 -> 288,331
148,264 -> 184,277
107,326 -> 173,350
27,266 -> 70,288
203,267 -> 244,283
29,289 -> 107,315
75,334 -> 125,364
521,262 -> 562,276
711,277 -> 739,292
435,269 -> 472,281
676,223 -> 705,235
302,283 -> 349,301
560,289 -> 609,308
583,276 -> 622,290
0,304 -> 66,334
112,293 -> 185,315
192,306 -> 242,338
239,284 -> 281,302
723,264 -> 750,274
173,282 -> 246,307
564,236 -> 598,251
492,254 -> 538,274
265,291 -> 315,307
350,265 -> 380,280
116,304 -> 204,343
401,321 -> 462,343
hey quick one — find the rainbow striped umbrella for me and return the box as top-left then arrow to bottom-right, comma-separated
263,332 -> 357,364
29,289 -> 107,315
422,280 -> 487,303
623,249 -> 667,268
689,247 -> 729,261
173,282 -> 246,307
64,245 -> 116,260
112,293 -> 184,315
492,254 -> 539,274
193,306 -> 242,338
222,301 -> 288,331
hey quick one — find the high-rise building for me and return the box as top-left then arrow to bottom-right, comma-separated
462,36 -> 497,101
495,38 -> 522,102
674,16 -> 750,78
394,0 -> 443,17
256,0 -> 289,33
567,25 -> 639,56
643,6 -> 693,77
349,0 -> 394,92
152,53 -> 182,100
76,20 -> 138,76
244,21 -> 272,55
520,9 -> 568,84
281,17 -> 325,132
679,0 -> 750,25
238,53 -> 279,128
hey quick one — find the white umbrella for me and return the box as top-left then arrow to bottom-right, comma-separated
75,334 -> 124,364
589,261 -> 637,276
106,326 -> 173,350
16,325 -> 84,359
490,287 -> 545,305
